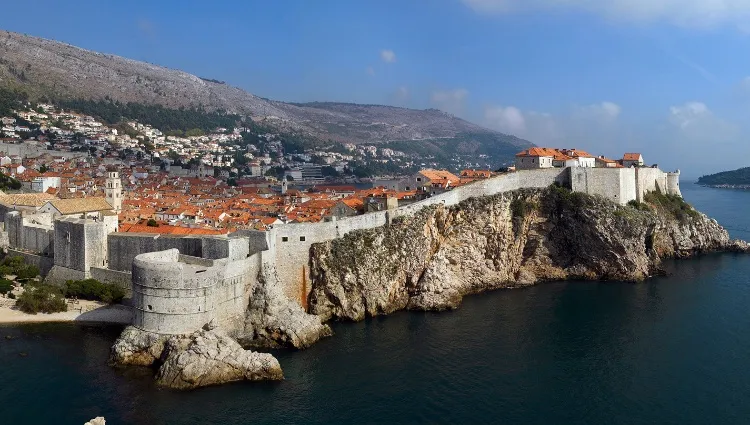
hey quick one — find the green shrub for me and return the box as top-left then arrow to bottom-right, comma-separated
16,284 -> 67,314
644,191 -> 699,223
0,256 -> 40,280
64,279 -> 125,304
15,264 -> 40,281
510,198 -> 535,220
0,265 -> 13,277
146,219 -> 159,227
627,200 -> 651,212
0,278 -> 13,294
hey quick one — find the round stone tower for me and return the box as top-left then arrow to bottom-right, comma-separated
131,249 -> 221,335
667,169 -> 682,197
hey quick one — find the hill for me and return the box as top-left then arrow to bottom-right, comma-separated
0,30 -> 532,165
698,167 -> 750,188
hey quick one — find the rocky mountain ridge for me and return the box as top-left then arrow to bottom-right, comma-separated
0,30 -> 531,158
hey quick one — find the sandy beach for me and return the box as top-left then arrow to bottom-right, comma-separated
0,299 -> 132,324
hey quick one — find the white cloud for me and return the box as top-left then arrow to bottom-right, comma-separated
380,50 -> 396,63
461,0 -> 750,28
484,105 -> 526,134
430,89 -> 469,115
573,101 -> 621,121
669,101 -> 710,129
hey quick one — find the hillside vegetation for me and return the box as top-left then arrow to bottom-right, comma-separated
698,167 -> 750,186
0,30 -> 533,165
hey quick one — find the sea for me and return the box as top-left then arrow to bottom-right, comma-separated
2,182 -> 750,425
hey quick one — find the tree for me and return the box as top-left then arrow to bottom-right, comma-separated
39,164 -> 49,173
146,219 -> 159,227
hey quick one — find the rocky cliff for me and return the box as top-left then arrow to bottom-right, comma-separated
308,187 -> 748,321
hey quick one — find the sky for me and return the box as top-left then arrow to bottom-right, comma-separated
2,0 -> 750,177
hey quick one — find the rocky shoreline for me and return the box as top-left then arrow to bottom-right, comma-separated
110,187 -> 748,389
307,187 -> 748,321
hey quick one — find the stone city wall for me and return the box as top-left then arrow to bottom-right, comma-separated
54,218 -> 109,272
131,249 -> 256,335
90,267 -> 132,294
570,167 -> 637,206
7,249 -> 54,276
107,233 -> 203,272
5,211 -> 55,255
272,168 -> 570,303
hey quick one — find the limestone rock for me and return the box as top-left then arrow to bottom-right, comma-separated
109,326 -> 169,367
84,417 -> 105,425
242,265 -> 332,349
309,188 -> 746,321
156,328 -> 283,390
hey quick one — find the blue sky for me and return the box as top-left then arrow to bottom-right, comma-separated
2,0 -> 750,177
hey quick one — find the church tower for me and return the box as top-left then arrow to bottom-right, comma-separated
105,170 -> 122,213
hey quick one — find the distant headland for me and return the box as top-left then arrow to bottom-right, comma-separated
698,167 -> 750,189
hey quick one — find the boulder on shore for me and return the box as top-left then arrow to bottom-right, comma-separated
156,328 -> 283,389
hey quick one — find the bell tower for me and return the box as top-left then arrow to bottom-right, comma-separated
105,170 -> 122,213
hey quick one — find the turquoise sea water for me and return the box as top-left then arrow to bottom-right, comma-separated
1,183 -> 750,425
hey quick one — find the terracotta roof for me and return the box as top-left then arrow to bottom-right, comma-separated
515,147 -> 559,158
623,153 -> 642,161
0,193 -> 56,208
43,197 -> 113,215
418,169 -> 460,183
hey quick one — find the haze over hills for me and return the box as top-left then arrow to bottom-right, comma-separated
0,30 -> 532,165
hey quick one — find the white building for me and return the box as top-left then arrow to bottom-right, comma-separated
31,176 -> 61,193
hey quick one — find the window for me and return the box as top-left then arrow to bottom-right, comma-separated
417,177 -> 422,182
300,236 -> 306,241
147,305 -> 153,311
282,236 -> 289,242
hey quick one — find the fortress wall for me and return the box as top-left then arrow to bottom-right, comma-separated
131,249 -> 254,335
107,233 -> 203,272
229,229 -> 269,254
571,168 -> 636,205
272,168 -> 570,305
4,212 -> 55,255
202,236 -> 250,261
90,267 -> 131,293
132,250 -> 216,334
635,168 -> 667,201
54,219 -> 89,271
7,249 -> 54,276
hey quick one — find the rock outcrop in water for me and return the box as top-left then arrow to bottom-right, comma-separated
308,187 -> 749,321
241,266 -> 332,349
156,328 -> 283,389
110,325 -> 283,389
